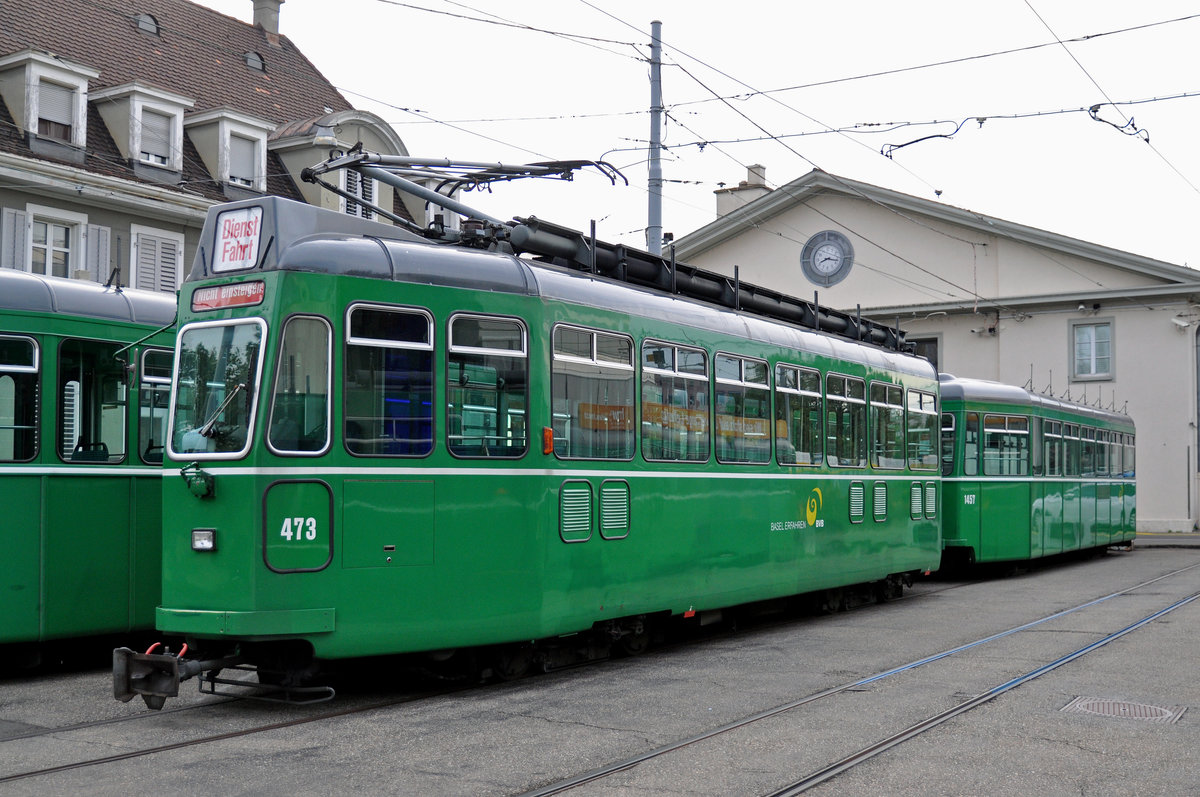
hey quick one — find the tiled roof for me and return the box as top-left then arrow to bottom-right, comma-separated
0,0 -> 340,203
0,89 -> 305,203
0,0 -> 351,123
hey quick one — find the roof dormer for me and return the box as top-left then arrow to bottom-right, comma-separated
0,49 -> 100,161
90,82 -> 195,180
184,107 -> 276,195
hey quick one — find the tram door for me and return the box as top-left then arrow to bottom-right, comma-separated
44,339 -> 133,636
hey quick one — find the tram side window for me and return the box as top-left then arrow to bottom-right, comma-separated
1064,424 -> 1081,477
138,349 -> 173,464
869,382 -> 904,469
641,341 -> 709,462
1030,417 -> 1042,477
826,374 -> 866,468
551,326 -> 634,460
939,413 -> 955,476
1096,430 -> 1109,476
775,364 -> 822,466
268,316 -> 331,454
1107,431 -> 1121,476
1123,433 -> 1135,477
0,335 -> 39,462
1044,421 -> 1062,476
58,339 -> 127,463
1080,427 -> 1097,478
345,306 -> 433,457
964,412 -> 980,476
715,354 -> 770,464
447,315 -> 527,458
907,389 -> 938,470
982,414 -> 1028,476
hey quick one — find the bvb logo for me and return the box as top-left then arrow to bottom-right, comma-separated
806,487 -> 823,526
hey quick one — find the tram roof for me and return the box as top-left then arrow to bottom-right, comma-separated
0,269 -> 176,327
192,197 -> 934,379
939,373 -> 1133,428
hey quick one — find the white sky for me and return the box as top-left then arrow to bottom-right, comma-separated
195,0 -> 1200,268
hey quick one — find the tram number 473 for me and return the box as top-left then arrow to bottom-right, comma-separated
280,517 -> 318,541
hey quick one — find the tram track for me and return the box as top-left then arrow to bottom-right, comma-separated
518,560 -> 1200,796
0,684 -> 465,784
1,557 -> 1184,789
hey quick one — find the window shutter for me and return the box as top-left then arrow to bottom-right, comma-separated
229,135 -> 256,184
345,170 -> 360,215
141,110 -> 171,161
135,233 -> 179,293
135,234 -> 159,291
344,172 -> 374,219
158,237 -> 179,291
1,208 -> 27,269
84,224 -> 110,282
39,82 -> 73,124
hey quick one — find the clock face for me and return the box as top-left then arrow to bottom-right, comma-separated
800,231 -> 854,287
812,243 -> 844,275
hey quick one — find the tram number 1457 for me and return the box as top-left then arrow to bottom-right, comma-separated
280,517 -> 318,541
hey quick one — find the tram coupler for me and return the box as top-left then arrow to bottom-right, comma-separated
113,646 -> 242,710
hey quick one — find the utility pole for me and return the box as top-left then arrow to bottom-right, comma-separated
646,19 -> 663,255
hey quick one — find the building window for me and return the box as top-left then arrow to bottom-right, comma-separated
131,225 -> 183,292
908,336 -> 939,372
345,170 -> 375,219
31,218 -> 72,278
1071,319 -> 1112,381
37,81 -> 74,142
134,13 -> 159,35
139,109 -> 172,166
228,135 -> 257,187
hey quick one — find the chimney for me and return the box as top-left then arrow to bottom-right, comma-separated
715,164 -> 771,217
253,0 -> 283,35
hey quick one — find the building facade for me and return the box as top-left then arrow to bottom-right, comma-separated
675,168 -> 1200,532
0,0 -> 414,293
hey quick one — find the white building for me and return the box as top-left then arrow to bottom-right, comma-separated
675,167 -> 1200,532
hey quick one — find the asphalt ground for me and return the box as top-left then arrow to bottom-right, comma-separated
2,539 -> 1197,796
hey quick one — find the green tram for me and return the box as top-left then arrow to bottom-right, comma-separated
938,374 -> 1135,566
0,270 -> 174,654
116,188 -> 943,706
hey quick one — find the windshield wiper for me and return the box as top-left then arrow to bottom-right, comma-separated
198,383 -> 245,438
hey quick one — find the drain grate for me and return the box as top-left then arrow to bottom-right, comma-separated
1061,696 -> 1187,724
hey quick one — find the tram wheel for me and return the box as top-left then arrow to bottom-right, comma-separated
617,630 -> 650,657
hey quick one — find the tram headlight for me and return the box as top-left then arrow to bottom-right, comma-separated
191,528 -> 217,552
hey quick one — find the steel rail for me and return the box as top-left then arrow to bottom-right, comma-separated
519,559 -> 1200,796
767,589 -> 1200,796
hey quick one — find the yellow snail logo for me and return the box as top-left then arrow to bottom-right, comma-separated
806,487 -> 823,526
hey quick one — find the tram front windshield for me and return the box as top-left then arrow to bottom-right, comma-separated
171,321 -> 263,457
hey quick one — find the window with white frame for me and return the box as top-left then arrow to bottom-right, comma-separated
1071,319 -> 1113,381
1,205 -> 109,282
0,51 -> 98,151
131,225 -> 184,293
37,80 -> 74,142
139,109 -> 172,166
27,205 -> 88,279
228,135 -> 257,187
